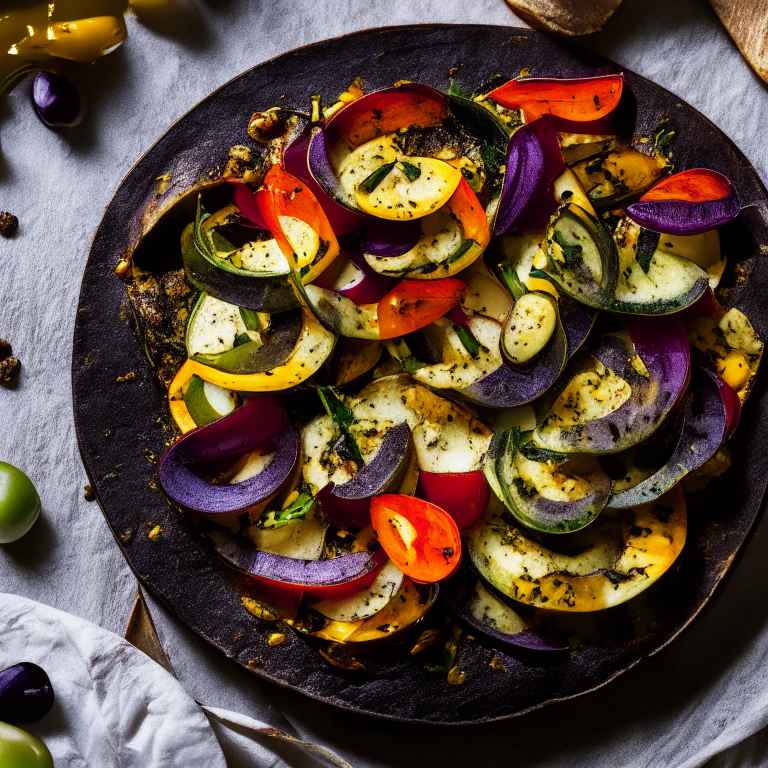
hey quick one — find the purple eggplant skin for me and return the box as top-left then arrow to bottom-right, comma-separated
607,366 -> 727,508
443,575 -> 568,652
459,315 -> 567,408
158,399 -> 299,515
306,127 -> 352,212
319,422 -> 413,527
0,663 -> 54,724
494,117 -> 564,236
362,218 -> 422,258
535,314 -> 690,455
561,303 -> 597,360
208,528 -> 387,586
33,71 -> 82,128
626,188 -> 741,236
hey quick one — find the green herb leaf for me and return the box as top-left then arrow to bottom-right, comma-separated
317,386 -> 354,429
257,493 -> 315,529
553,231 -> 584,268
317,386 -> 363,469
654,122 -> 676,167
446,239 -> 476,265
234,333 -> 251,347
480,142 -> 505,177
448,79 -> 472,100
239,307 -> 263,332
398,161 -> 422,182
497,260 -> 528,301
635,227 -> 660,275
454,324 -> 480,359
358,162 -> 396,193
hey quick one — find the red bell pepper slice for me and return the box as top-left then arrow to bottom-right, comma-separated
446,176 -> 490,248
488,75 -> 623,123
256,164 -> 339,282
416,470 -> 489,530
328,83 -> 448,148
370,494 -> 461,583
640,168 -> 732,203
377,278 -> 466,339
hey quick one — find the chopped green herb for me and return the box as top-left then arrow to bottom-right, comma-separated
317,386 -> 363,468
454,324 -> 480,359
257,493 -> 315,529
446,239 -> 476,265
234,333 -> 251,347
553,231 -> 584,268
398,161 -> 422,182
358,162 -> 396,193
497,260 -> 528,301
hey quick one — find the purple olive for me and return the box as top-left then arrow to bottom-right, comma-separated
0,662 -> 54,724
33,71 -> 82,128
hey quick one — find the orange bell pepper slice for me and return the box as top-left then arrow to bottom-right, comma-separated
370,494 -> 461,583
377,278 -> 466,339
447,176 -> 490,247
330,84 -> 447,148
488,75 -> 623,122
256,164 -> 339,283
640,168 -> 732,203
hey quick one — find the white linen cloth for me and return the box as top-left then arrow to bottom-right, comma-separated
2,0 -> 768,765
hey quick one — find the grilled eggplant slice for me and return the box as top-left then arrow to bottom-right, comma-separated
607,366 -> 730,508
534,315 -> 690,455
466,486 -> 687,611
486,428 -> 611,533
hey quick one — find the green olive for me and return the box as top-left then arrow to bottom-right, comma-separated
0,721 -> 53,768
0,462 -> 41,544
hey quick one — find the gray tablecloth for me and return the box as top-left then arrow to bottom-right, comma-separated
1,0 -> 768,765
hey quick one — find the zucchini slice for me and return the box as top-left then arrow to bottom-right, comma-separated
345,374 -> 493,474
308,559 -> 405,622
539,202 -> 618,309
186,307 -> 335,392
183,375 -> 237,427
501,292 -> 558,365
301,284 -> 380,340
486,428 -> 611,533
181,221 -> 298,313
465,486 -> 687,612
299,576 -> 437,646
611,218 -> 709,314
245,501 -> 328,561
186,294 -> 303,375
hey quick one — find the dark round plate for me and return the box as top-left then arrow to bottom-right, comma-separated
73,24 -> 768,724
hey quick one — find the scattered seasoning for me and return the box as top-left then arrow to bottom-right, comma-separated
268,632 -> 286,646
147,524 -> 162,540
116,371 -> 136,383
0,211 -> 18,237
84,484 -> 96,502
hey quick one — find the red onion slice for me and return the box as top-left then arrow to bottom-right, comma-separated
230,182 -> 269,230
209,528 -> 387,588
158,398 -> 299,515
